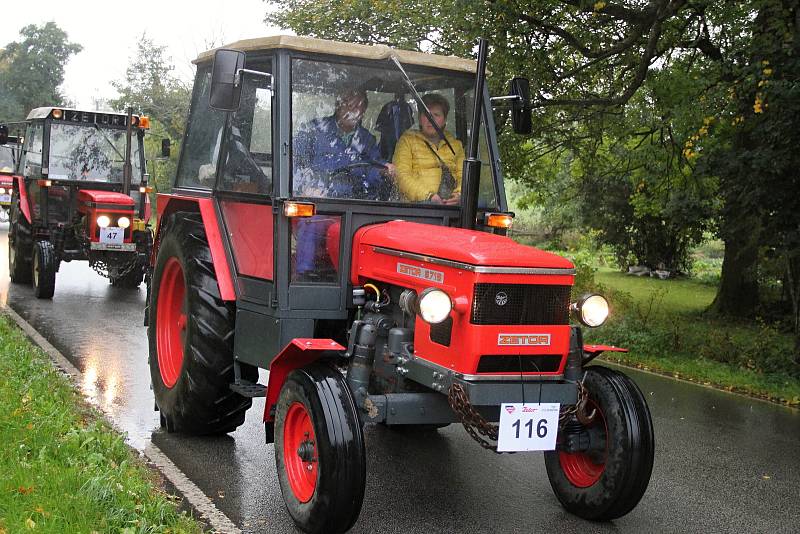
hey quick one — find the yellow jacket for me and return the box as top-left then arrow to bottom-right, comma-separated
393,130 -> 464,201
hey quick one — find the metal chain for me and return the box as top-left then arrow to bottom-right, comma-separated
449,379 -> 595,451
448,383 -> 504,453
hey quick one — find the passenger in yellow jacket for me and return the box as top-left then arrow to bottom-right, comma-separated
393,93 -> 464,204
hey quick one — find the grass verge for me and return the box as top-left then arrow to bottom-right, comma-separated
587,269 -> 800,407
0,313 -> 203,533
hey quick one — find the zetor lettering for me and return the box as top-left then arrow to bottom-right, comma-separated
498,334 -> 551,346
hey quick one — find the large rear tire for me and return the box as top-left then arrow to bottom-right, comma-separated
147,212 -> 255,435
8,197 -> 32,284
32,240 -> 56,299
275,363 -> 366,534
544,365 -> 654,521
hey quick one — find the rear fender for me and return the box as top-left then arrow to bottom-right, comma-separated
153,194 -> 235,301
264,338 -> 346,423
14,176 -> 31,223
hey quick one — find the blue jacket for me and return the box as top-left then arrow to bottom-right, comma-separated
293,116 -> 388,200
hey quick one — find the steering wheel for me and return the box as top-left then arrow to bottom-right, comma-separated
328,161 -> 389,200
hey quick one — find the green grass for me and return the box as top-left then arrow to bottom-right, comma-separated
587,269 -> 800,407
0,314 -> 203,533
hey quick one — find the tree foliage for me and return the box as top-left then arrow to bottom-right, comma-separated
110,35 -> 190,193
0,22 -> 82,122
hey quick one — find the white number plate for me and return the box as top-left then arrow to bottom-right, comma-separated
497,403 -> 560,452
0,194 -> 10,203
99,227 -> 124,245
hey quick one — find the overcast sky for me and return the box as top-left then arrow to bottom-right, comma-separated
3,0 -> 286,108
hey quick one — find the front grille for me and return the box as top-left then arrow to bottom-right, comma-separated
477,355 -> 564,373
471,283 -> 571,325
429,316 -> 452,346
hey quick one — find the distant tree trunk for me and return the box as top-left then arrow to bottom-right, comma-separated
711,213 -> 761,317
786,253 -> 800,365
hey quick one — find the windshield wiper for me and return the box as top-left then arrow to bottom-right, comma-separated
389,56 -> 456,155
93,121 -> 126,161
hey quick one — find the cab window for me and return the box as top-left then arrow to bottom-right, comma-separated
176,67 -> 227,189
219,70 -> 273,195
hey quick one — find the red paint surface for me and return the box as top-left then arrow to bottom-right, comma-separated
350,224 -> 576,376
14,176 -> 31,223
356,220 -> 574,269
220,201 -> 273,280
77,189 -> 135,206
155,194 -> 236,301
264,338 -> 346,422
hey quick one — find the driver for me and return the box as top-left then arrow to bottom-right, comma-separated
293,87 -> 395,199
292,87 -> 397,282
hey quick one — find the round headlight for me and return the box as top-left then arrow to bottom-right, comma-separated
117,216 -> 130,229
0,187 -> 5,194
96,215 -> 111,228
417,288 -> 452,324
573,294 -> 610,327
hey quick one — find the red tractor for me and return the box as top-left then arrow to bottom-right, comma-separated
0,124 -> 24,223
147,36 -> 654,533
7,108 -> 154,298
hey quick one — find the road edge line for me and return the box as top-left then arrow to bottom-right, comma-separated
1,304 -> 241,534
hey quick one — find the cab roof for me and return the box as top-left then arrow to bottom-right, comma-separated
194,34 -> 477,73
25,107 -> 133,121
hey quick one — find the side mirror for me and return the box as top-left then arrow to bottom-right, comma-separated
210,49 -> 246,111
161,138 -> 171,158
0,124 -> 8,145
509,77 -> 532,135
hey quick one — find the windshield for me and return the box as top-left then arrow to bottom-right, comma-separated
291,58 -> 497,208
0,144 -> 19,174
47,123 -> 143,183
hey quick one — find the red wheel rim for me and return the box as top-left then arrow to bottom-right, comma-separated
283,401 -> 318,503
156,257 -> 186,388
558,401 -> 608,488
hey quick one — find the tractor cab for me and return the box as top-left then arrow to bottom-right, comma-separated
168,36 -> 518,355
149,36 -> 653,532
7,108 -> 153,297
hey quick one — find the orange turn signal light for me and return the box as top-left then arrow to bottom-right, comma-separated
138,116 -> 150,129
51,109 -> 63,119
139,186 -> 153,193
37,179 -> 52,187
284,201 -> 316,218
485,212 -> 514,229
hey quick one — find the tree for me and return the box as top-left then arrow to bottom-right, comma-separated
110,35 -> 191,193
0,22 -> 82,121
110,34 -> 190,139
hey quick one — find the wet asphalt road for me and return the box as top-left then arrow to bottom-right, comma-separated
1,222 -> 799,533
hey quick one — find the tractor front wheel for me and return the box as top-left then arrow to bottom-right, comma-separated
147,212 -> 255,434
32,240 -> 57,299
275,364 -> 366,534
544,365 -> 654,521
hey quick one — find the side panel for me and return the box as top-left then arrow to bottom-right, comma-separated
154,193 -> 236,301
14,176 -> 31,223
219,200 -> 274,280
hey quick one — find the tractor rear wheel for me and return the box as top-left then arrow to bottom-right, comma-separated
8,198 -> 32,284
32,240 -> 57,299
147,212 -> 255,435
275,363 -> 366,534
544,365 -> 654,521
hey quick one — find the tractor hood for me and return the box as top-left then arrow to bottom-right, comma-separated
77,190 -> 135,208
354,221 -> 573,269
